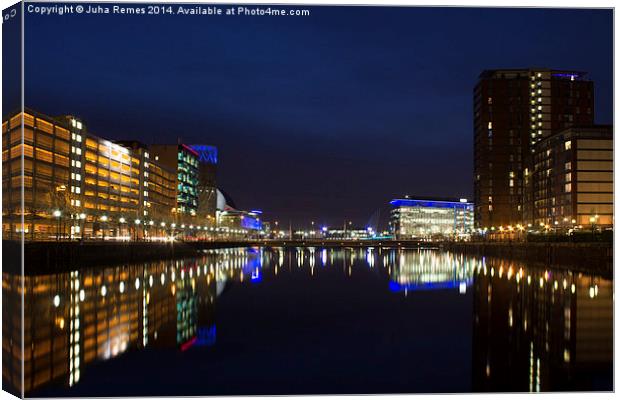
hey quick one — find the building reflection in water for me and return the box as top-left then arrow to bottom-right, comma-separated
388,250 -> 474,294
2,247 -> 612,395
2,247 -> 261,395
472,258 -> 613,392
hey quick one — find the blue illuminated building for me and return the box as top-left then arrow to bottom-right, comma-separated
217,209 -> 264,238
190,145 -> 218,165
190,144 -> 218,219
389,196 -> 474,240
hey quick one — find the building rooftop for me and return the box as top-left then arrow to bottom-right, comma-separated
390,197 -> 473,208
478,68 -> 589,80
535,124 -> 613,147
392,195 -> 471,203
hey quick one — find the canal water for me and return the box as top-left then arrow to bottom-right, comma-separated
3,247 -> 613,396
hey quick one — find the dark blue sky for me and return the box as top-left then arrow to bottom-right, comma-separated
17,5 -> 613,228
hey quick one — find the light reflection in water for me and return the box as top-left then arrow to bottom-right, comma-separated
472,257 -> 612,392
2,247 -> 612,395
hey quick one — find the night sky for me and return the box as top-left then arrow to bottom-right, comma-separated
12,4 -> 613,228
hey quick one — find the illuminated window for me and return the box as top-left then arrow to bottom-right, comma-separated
86,138 -> 98,150
565,183 -> 572,193
37,119 -> 54,133
564,141 -> 572,150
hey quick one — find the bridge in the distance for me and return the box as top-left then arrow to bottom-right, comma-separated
189,239 -> 438,250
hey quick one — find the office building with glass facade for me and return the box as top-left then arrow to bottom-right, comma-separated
190,144 -> 218,220
116,140 -> 177,226
389,197 -> 474,240
149,144 -> 200,218
217,210 -> 263,239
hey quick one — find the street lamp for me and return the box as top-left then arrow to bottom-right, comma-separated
134,219 -> 141,241
100,215 -> 108,240
119,217 -> 126,239
590,215 -> 598,236
53,210 -> 62,240
79,213 -> 87,240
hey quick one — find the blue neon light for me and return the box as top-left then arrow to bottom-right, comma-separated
389,279 -> 472,292
190,145 -> 218,165
241,216 -> 262,230
552,73 -> 579,79
390,199 -> 473,209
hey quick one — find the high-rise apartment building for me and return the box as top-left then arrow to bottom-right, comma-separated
473,69 -> 594,229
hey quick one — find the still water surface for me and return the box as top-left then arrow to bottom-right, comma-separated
3,247 -> 613,395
